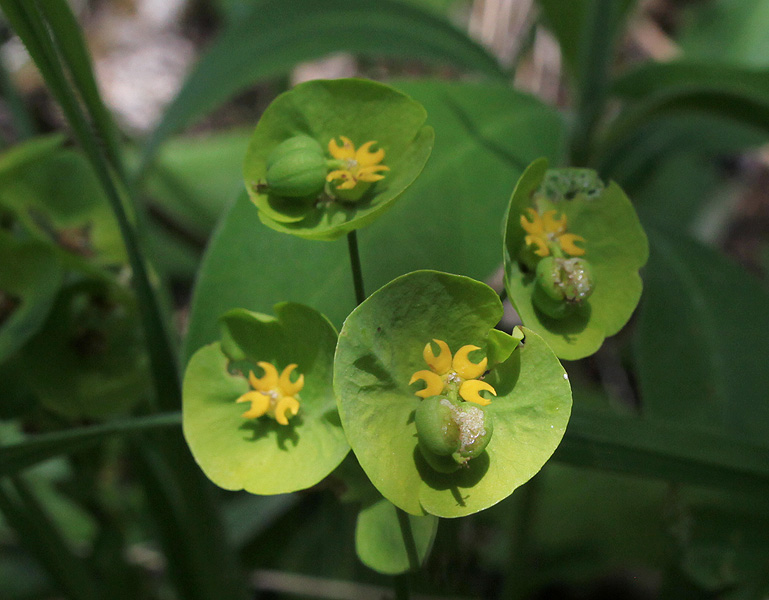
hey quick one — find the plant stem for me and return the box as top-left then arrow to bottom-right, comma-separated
347,230 -> 366,305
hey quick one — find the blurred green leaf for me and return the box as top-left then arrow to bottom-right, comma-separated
679,0 -> 769,68
537,0 -> 635,76
636,221 -> 769,447
0,479 -> 101,600
355,498 -> 437,574
145,129 -> 252,238
0,413 -> 180,476
600,63 -> 769,166
184,80 -> 565,358
20,279 -> 150,420
141,0 -> 505,171
1,149 -> 126,264
557,405 -> 769,498
0,234 -> 63,363
34,0 -> 125,180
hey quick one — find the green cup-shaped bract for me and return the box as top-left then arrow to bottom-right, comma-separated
243,78 -> 434,240
264,135 -> 327,198
334,270 -> 572,518
504,159 -> 649,360
183,302 -> 349,495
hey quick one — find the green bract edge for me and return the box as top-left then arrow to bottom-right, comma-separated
503,158 -> 649,360
243,78 -> 434,241
334,270 -> 572,518
182,302 -> 349,495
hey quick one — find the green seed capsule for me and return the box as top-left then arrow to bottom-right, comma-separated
533,257 -> 595,318
415,395 -> 460,457
415,396 -> 494,471
264,135 -> 327,198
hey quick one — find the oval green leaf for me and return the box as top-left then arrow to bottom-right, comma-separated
243,78 -> 433,240
355,497 -> 438,574
183,302 -> 349,495
503,159 -> 649,360
334,270 -> 572,517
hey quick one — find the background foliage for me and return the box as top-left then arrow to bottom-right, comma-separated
1,0 -> 768,598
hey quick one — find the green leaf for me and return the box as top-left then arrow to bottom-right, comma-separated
355,498 -> 437,574
334,271 -> 572,517
183,80 -> 565,359
183,303 -> 349,494
0,133 -> 64,182
243,79 -> 433,240
0,149 -> 126,263
636,221 -> 769,446
0,233 -> 63,363
19,278 -> 150,419
140,0 -> 504,171
503,159 -> 648,360
679,0 -> 769,68
537,0 -> 635,76
0,413 -> 180,476
600,62 -> 769,166
556,405 -> 769,498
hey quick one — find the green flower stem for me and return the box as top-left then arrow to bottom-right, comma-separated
396,507 -> 420,571
346,230 -> 367,306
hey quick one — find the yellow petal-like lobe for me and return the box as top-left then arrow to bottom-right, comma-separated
459,379 -> 496,406
525,234 -> 550,257
452,345 -> 487,379
326,169 -> 351,183
335,178 -> 358,190
558,233 -> 586,256
520,208 -> 544,235
237,391 -> 270,419
409,369 -> 444,398
328,136 -> 355,160
423,339 -> 451,374
279,364 -> 304,396
252,362 -> 279,391
356,172 -> 386,183
542,210 -> 567,234
274,396 -> 300,425
355,141 -> 385,166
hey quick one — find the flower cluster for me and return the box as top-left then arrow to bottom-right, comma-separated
409,339 -> 496,406
236,362 -> 304,425
520,208 -> 585,258
326,136 -> 389,191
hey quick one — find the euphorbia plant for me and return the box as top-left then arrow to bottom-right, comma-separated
243,78 -> 434,240
334,270 -> 572,518
504,159 -> 649,360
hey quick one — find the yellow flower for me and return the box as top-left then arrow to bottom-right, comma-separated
520,208 -> 586,257
326,136 -> 389,190
409,339 -> 496,406
236,362 -> 304,426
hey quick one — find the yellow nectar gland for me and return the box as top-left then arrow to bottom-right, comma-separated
409,339 -> 496,406
326,136 -> 389,190
236,362 -> 304,426
520,208 -> 586,258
